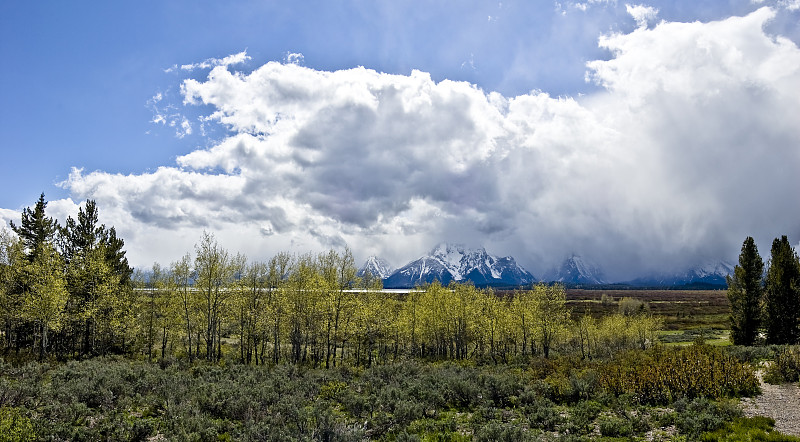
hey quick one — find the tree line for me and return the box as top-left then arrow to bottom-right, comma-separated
0,194 -> 132,360
1,196 -> 661,364
727,235 -> 800,346
130,234 -> 660,366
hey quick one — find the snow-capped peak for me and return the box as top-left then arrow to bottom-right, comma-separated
383,243 -> 536,288
544,255 -> 607,285
690,260 -> 735,278
357,256 -> 394,279
628,259 -> 735,287
428,243 -> 490,280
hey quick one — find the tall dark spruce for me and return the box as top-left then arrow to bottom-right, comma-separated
764,235 -> 800,345
726,236 -> 764,346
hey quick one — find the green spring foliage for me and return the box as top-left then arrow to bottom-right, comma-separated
701,416 -> 800,442
0,196 -> 665,369
764,346 -> 800,384
599,341 -> 760,405
0,406 -> 34,442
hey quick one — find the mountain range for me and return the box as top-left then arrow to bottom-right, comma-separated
363,244 -> 735,289
626,261 -> 735,288
381,243 -> 536,288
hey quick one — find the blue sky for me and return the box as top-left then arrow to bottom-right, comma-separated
1,0 -> 799,279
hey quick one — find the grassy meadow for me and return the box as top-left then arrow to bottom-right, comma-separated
560,289 -> 731,331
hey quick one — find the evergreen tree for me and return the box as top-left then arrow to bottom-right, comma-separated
10,193 -> 58,261
726,236 -> 764,346
59,199 -> 101,263
60,200 -> 133,355
101,226 -> 133,286
764,236 -> 800,345
59,200 -> 131,284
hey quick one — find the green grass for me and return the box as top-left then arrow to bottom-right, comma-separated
659,329 -> 731,347
701,416 -> 800,441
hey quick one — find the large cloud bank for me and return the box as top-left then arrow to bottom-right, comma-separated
55,7 -> 800,279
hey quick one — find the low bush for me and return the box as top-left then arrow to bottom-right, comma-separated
764,346 -> 800,384
724,345 -> 778,363
672,397 -> 741,440
597,413 -> 634,437
474,421 -> 529,441
560,400 -> 602,435
520,395 -> 561,430
600,342 -> 759,404
0,352 -> 771,440
619,297 -> 650,316
0,406 -> 34,442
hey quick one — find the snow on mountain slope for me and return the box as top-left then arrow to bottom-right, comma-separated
383,243 -> 536,288
543,255 -> 607,285
629,260 -> 735,287
357,256 -> 394,279
672,260 -> 735,286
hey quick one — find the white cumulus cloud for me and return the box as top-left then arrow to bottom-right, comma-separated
48,8 -> 800,279
626,4 -> 658,28
165,50 -> 251,73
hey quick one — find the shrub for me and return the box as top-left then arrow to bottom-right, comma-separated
619,297 -> 649,316
764,346 -> 800,384
673,397 -> 741,440
0,406 -> 34,442
597,413 -> 633,437
521,395 -> 561,430
724,345 -> 778,363
474,421 -> 529,441
599,342 -> 759,404
0,355 -> 769,440
481,375 -> 521,408
568,369 -> 598,402
561,400 -> 602,435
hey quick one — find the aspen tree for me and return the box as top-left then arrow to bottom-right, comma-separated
23,242 -> 67,359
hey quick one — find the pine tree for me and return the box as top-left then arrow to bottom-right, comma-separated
726,236 -> 764,346
764,236 -> 800,345
10,193 -> 58,261
60,200 -> 133,355
60,200 -> 131,283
